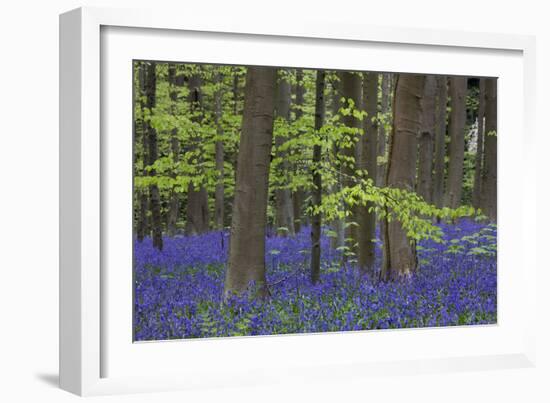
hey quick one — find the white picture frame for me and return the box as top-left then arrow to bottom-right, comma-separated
60,6 -> 537,396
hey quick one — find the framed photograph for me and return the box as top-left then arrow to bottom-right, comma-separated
60,6 -> 537,396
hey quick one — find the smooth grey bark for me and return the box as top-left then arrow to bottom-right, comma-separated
432,76 -> 448,209
310,70 -> 326,284
472,78 -> 486,209
166,65 -> 182,236
444,76 -> 467,209
224,66 -> 277,298
357,72 -> 378,275
329,75 -> 345,250
377,73 -> 392,186
292,69 -> 305,234
481,78 -> 497,222
214,72 -> 225,229
144,62 -> 163,251
417,75 -> 437,204
185,74 -> 210,235
340,71 -> 362,253
274,71 -> 295,236
382,74 -> 425,280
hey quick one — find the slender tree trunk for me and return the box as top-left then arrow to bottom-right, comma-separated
444,76 -> 467,209
417,75 -> 437,204
214,72 -> 225,229
292,69 -> 305,234
357,72 -> 378,275
382,74 -> 425,280
472,78 -> 486,209
329,75 -> 345,250
310,70 -> 326,284
432,76 -> 448,209
481,78 -> 497,222
136,63 -> 149,242
377,73 -> 392,187
144,62 -> 163,251
340,72 -> 362,253
185,74 -> 210,235
225,67 -> 277,298
166,65 -> 182,236
274,71 -> 295,236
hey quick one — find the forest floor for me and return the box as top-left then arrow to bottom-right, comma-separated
133,220 -> 497,341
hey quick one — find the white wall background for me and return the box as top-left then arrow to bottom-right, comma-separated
0,1 -> 547,402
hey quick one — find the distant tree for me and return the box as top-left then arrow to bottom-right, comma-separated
273,71 -> 295,236
382,74 -> 425,280
417,75 -> 437,204
444,76 -> 467,209
166,65 -> 183,236
144,62 -> 163,250
185,73 -> 210,235
310,70 -> 326,284
472,78 -> 486,209
225,67 -> 277,298
292,69 -> 306,234
376,73 -> 392,187
135,63 -> 149,242
357,72 -> 378,275
339,72 -> 363,254
329,75 -> 345,250
481,78 -> 497,222
432,76 -> 448,209
214,72 -> 225,229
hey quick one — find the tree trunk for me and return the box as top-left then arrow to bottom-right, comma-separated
310,70 -> 326,284
340,72 -> 362,253
481,78 -> 497,222
444,76 -> 467,209
214,72 -> 225,229
166,65 -> 182,236
185,74 -> 210,235
292,69 -> 305,234
329,75 -> 345,250
432,76 -> 447,209
225,67 -> 277,298
377,73 -> 392,186
357,72 -> 378,275
274,71 -> 295,236
472,78 -> 486,209
144,62 -> 163,251
417,75 -> 436,204
382,74 -> 425,280
136,63 -> 149,242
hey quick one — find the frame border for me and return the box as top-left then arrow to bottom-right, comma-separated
59,6 -> 537,396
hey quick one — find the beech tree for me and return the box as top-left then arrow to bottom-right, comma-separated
382,74 -> 425,280
224,67 -> 277,297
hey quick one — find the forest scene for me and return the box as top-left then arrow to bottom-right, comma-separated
133,61 -> 497,341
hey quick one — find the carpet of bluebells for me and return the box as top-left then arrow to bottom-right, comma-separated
134,220 -> 497,341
